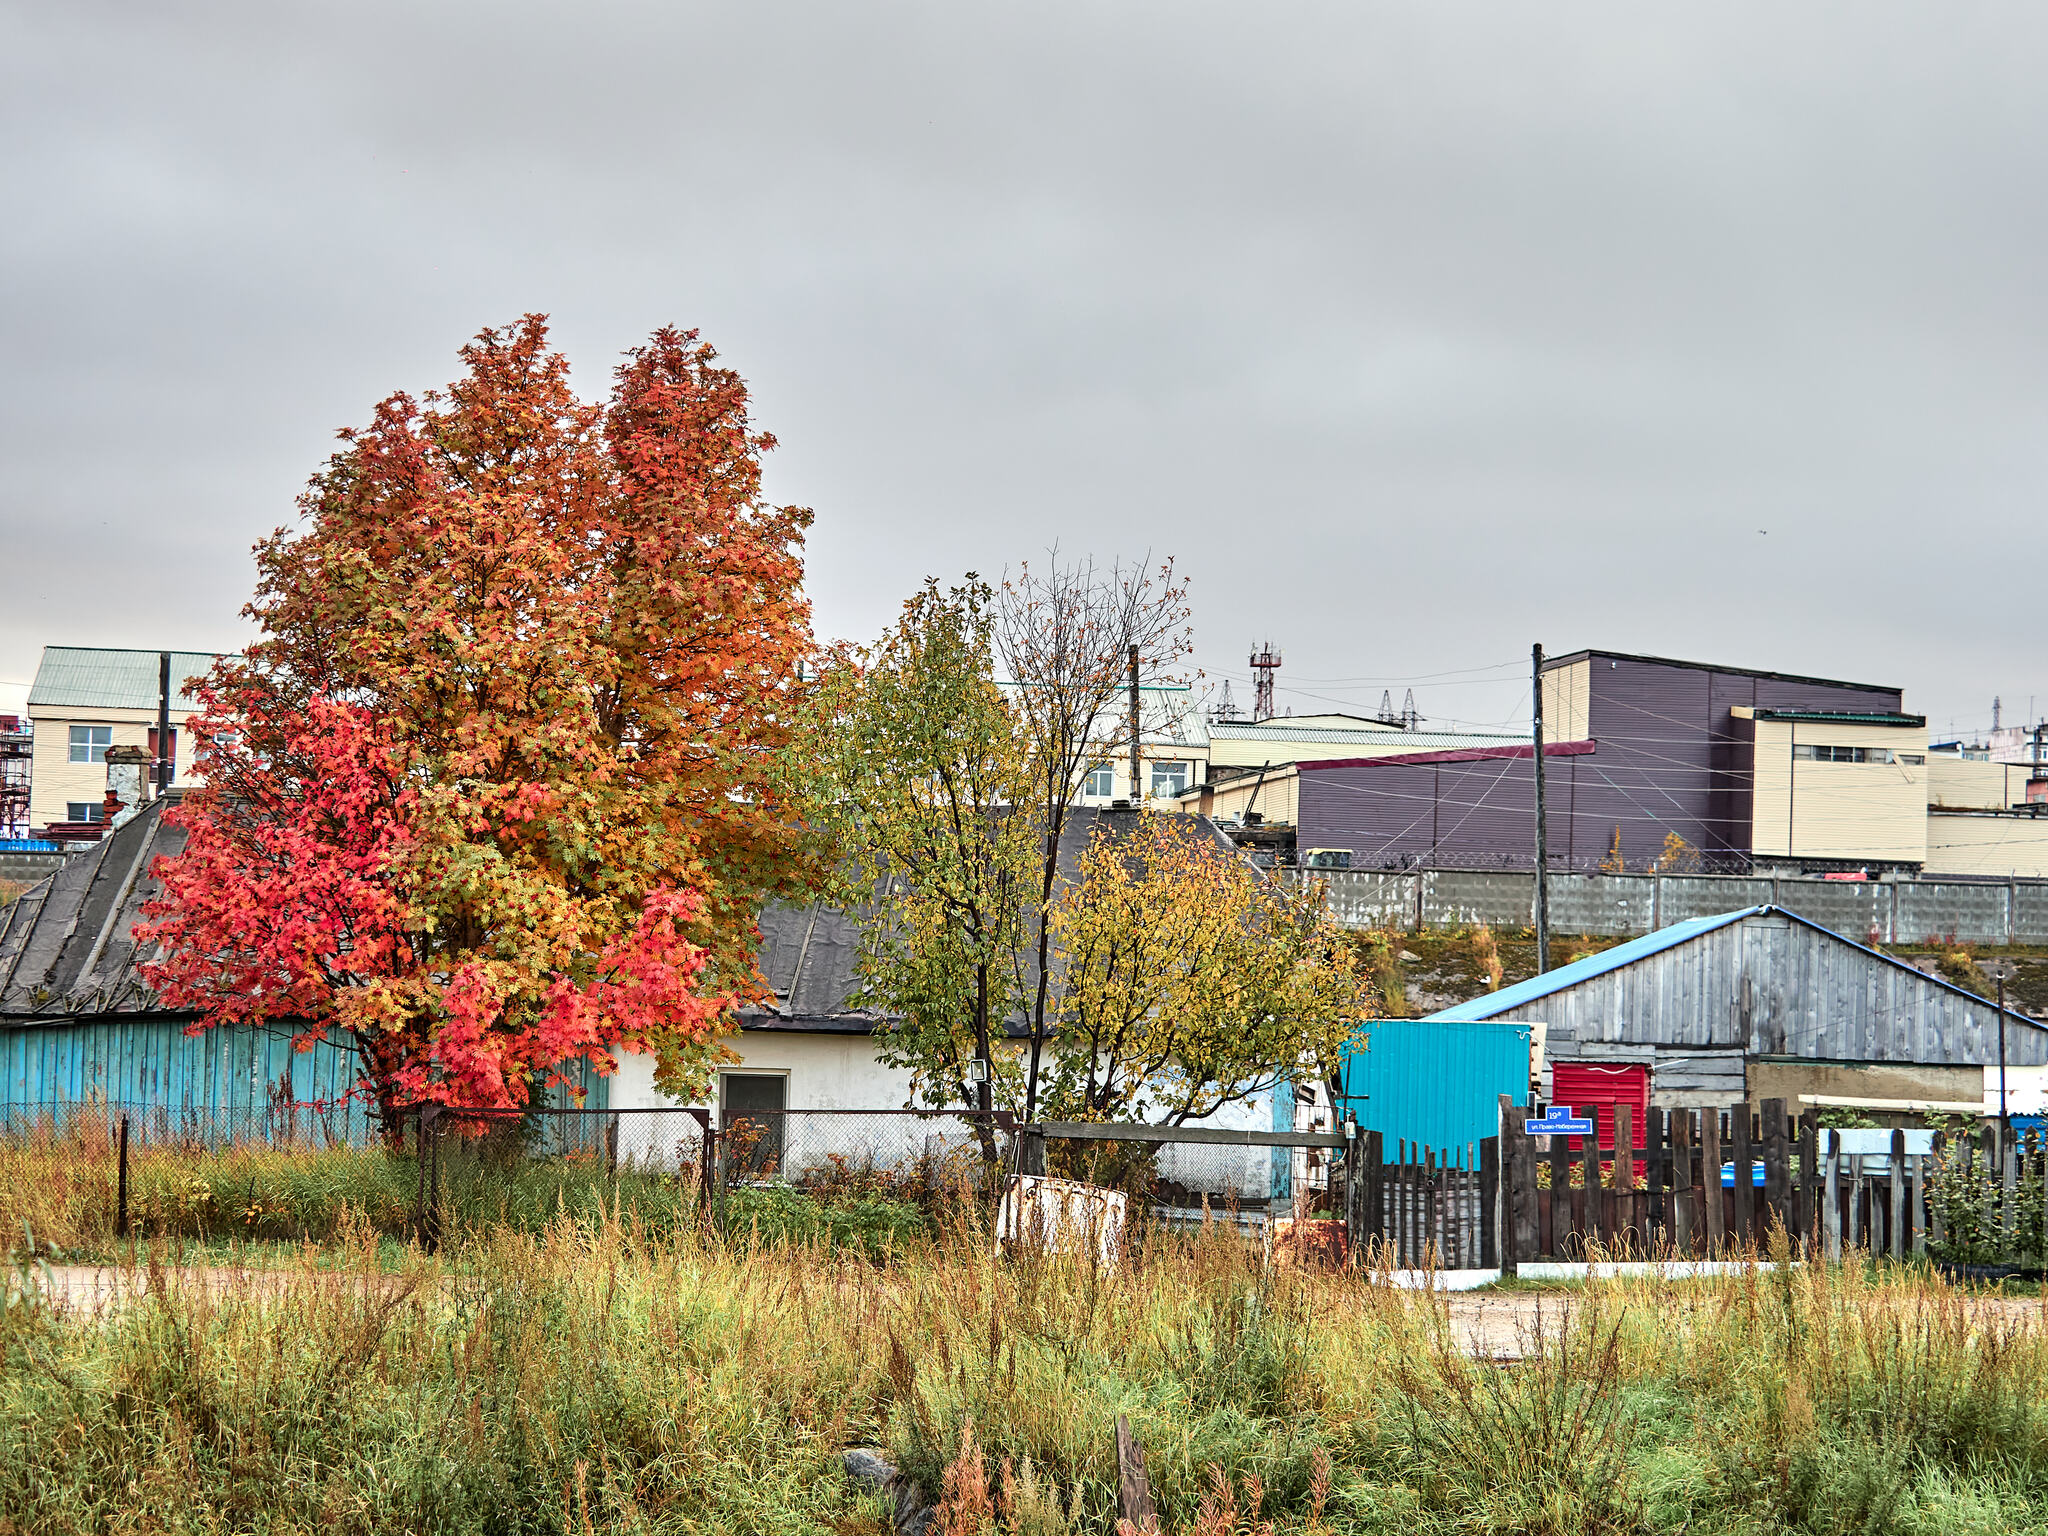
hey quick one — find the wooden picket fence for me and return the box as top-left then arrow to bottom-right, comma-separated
1344,1132 -> 1500,1268
1014,1106 -> 2048,1272
1493,1096 -> 2028,1266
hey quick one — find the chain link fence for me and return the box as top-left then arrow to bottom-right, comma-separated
1018,1117 -> 1344,1223
0,1100 -> 1020,1256
418,1106 -> 709,1249
416,1106 -> 1017,1252
0,1101 -> 420,1252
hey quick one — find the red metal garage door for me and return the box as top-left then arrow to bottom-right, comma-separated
1550,1062 -> 1650,1153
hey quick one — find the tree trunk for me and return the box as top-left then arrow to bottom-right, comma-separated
972,964 -> 997,1161
1023,822 -> 1060,1119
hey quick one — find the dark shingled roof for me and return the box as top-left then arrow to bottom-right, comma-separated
745,805 -> 1239,1034
0,800 -> 1239,1035
0,796 -> 189,1018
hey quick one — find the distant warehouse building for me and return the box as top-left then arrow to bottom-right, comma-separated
1293,647 -> 2048,879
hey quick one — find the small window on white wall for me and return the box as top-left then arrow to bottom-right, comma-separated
1082,762 -> 1114,798
68,725 -> 111,764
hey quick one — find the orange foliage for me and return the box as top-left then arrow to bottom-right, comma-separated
143,317 -> 817,1125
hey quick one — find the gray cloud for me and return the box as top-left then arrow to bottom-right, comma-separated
4,2 -> 2044,736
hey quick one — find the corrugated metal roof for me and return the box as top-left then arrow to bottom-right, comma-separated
1749,708 -> 1927,727
1426,908 -> 1764,1022
0,798 -> 189,1018
27,648 -> 221,712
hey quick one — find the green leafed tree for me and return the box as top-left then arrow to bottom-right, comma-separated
809,578 -> 1039,1131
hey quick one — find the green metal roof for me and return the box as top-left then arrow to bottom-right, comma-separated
1750,708 -> 1927,727
27,648 -> 222,712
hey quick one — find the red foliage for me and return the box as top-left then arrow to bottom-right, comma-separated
139,316 -> 817,1125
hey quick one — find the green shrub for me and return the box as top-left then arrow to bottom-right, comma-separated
719,1184 -> 931,1252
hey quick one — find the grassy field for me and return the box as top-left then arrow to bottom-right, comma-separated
0,1129 -> 944,1261
9,1213 -> 2048,1535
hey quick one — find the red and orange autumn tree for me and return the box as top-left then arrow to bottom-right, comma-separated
141,316 -> 818,1131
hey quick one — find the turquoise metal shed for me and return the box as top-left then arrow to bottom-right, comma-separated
1338,1016 -> 1531,1160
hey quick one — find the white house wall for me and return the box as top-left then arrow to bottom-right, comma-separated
608,1031 -> 915,1113
608,1028 -> 1302,1200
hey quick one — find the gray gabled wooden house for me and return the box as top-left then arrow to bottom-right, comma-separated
1428,905 -> 2046,1112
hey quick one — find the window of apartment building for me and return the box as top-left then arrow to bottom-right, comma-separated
1793,744 -> 1895,764
1082,762 -> 1114,798
65,801 -> 105,824
68,725 -> 112,763
148,726 -> 177,774
1150,760 -> 1190,797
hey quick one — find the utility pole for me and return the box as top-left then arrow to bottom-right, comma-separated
1127,644 -> 1142,804
155,651 -> 173,797
1532,643 -> 1550,975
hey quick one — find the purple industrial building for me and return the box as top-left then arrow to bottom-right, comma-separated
1296,649 -> 1912,873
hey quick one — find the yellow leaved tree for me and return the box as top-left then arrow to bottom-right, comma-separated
1044,813 -> 1374,1125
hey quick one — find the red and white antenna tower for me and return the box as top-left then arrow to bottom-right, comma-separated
1249,642 -> 1282,722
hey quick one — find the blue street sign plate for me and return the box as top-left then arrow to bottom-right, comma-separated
1527,1105 -> 1595,1137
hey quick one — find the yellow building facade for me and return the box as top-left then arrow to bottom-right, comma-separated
1732,706 -> 1930,866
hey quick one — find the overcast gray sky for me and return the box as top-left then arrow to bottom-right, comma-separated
4,3 -> 2044,738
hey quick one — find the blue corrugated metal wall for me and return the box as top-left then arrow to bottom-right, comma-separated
0,1019 -> 611,1122
1339,1017 -> 1531,1160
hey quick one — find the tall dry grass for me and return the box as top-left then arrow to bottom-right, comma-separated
7,1213 -> 2048,1533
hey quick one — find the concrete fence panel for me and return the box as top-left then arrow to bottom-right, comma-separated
1895,880 -> 2013,946
2015,884 -> 2048,945
1770,881 -> 1888,944
1422,869 -> 1535,930
1659,875 -> 1775,926
0,852 -> 64,884
1545,873 -> 1653,936
1310,871 -> 1421,930
1304,865 -> 2048,946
